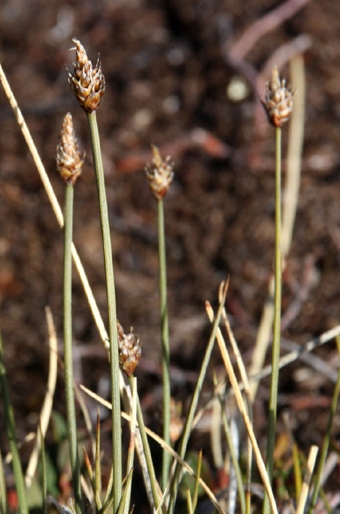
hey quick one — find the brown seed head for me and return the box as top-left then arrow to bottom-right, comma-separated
56,113 -> 84,185
118,326 -> 141,377
68,38 -> 105,113
261,66 -> 294,128
145,145 -> 174,200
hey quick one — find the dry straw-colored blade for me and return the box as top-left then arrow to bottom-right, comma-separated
205,301 -> 278,514
25,307 -> 58,488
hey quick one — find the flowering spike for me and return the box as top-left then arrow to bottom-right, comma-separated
118,324 -> 141,377
56,113 -> 84,185
261,66 -> 294,128
68,38 -> 105,113
145,145 -> 174,200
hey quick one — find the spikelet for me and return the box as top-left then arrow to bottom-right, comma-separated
261,66 -> 294,128
118,325 -> 141,377
68,38 -> 105,113
145,145 -> 174,200
56,113 -> 84,185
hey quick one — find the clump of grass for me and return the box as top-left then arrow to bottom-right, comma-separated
0,39 -> 340,514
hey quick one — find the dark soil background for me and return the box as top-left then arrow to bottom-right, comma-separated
1,0 -> 340,510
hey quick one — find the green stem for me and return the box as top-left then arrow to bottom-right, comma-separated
87,111 -> 122,510
263,126 -> 282,514
63,183 -> 82,513
158,198 -> 171,490
0,331 -> 28,514
130,377 -> 163,511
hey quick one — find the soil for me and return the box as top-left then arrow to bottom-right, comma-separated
1,0 -> 340,511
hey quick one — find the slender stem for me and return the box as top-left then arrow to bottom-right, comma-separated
130,377 -> 163,511
263,126 -> 282,514
40,424 -> 48,514
63,183 -> 82,513
0,331 -> 28,514
157,198 -> 171,489
87,111 -> 122,509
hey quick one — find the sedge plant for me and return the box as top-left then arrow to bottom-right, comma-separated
2,36 -> 340,514
261,66 -> 294,513
56,112 -> 84,513
145,144 -> 174,489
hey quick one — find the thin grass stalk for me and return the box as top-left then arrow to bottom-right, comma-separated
39,424 -> 48,514
63,183 -> 82,513
0,447 -> 7,513
221,306 -> 253,512
268,126 -> 282,469
94,413 -> 102,508
134,386 -> 163,511
186,489 -> 194,514
191,450 -> 203,513
307,338 -> 340,513
296,446 -> 318,514
167,280 -> 229,514
283,412 -> 303,502
83,449 -> 96,508
157,197 -> 171,489
262,125 -> 282,514
292,441 -> 302,501
210,376 -> 224,470
25,307 -> 58,489
184,454 -> 202,514
123,377 -> 138,514
81,415 -> 101,509
218,399 -> 246,514
117,470 -> 134,514
87,110 -> 122,509
0,330 -> 28,514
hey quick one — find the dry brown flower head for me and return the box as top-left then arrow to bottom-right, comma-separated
68,38 -> 105,113
56,113 -> 84,185
145,145 -> 174,200
118,325 -> 141,377
262,66 -> 294,128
